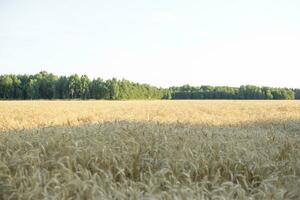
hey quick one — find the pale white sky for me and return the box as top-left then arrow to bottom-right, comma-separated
0,0 -> 299,88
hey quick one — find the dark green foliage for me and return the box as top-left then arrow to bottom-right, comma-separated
90,78 -> 109,99
80,75 -> 90,99
294,89 -> 300,99
171,84 -> 296,100
55,76 -> 69,99
0,72 -> 297,100
68,74 -> 81,99
106,78 -> 167,100
107,78 -> 120,100
0,75 -> 14,99
35,71 -> 58,99
0,72 -> 167,100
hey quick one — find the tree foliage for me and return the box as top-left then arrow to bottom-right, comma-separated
0,72 -> 297,100
171,85 -> 296,100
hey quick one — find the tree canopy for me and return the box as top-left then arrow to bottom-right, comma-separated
0,72 -> 298,100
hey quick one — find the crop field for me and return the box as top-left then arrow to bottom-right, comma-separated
0,100 -> 300,199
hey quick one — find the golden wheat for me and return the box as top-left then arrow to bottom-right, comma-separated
0,100 -> 300,131
0,100 -> 300,199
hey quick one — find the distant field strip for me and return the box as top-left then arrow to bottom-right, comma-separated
1,100 -> 300,131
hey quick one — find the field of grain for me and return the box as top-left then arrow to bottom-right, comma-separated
1,100 -> 300,131
0,100 -> 300,199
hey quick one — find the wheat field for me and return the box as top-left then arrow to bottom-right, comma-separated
1,100 -> 300,131
0,100 -> 300,199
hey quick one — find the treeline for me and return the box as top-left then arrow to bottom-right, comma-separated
0,71 -> 298,100
171,85 -> 297,100
0,71 -> 170,100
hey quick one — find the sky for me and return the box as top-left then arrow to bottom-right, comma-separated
0,0 -> 299,88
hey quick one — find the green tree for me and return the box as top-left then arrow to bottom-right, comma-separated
68,74 -> 81,99
107,78 -> 120,100
55,76 -> 69,99
11,75 -> 22,99
90,78 -> 109,99
34,71 -> 57,99
80,75 -> 90,99
0,75 -> 13,99
26,78 -> 39,99
294,89 -> 300,99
